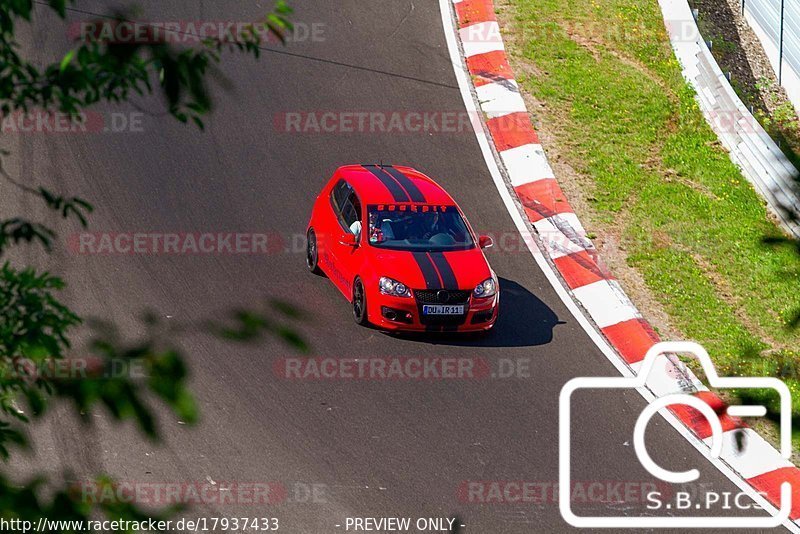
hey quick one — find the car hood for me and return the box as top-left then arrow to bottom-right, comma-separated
370,247 -> 493,291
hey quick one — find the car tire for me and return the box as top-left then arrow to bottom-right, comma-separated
352,277 -> 369,326
306,228 -> 321,274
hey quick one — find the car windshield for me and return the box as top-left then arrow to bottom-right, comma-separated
367,204 -> 475,251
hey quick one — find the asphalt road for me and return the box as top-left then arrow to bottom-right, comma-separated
5,0 -> 784,532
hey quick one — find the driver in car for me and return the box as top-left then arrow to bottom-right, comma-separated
422,211 -> 444,240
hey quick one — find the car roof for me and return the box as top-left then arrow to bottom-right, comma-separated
335,165 -> 456,206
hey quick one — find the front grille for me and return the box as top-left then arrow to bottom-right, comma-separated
414,289 -> 470,326
414,289 -> 471,305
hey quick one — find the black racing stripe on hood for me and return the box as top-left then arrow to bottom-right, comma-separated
382,166 -> 426,203
412,252 -> 441,289
428,252 -> 458,290
363,165 -> 410,202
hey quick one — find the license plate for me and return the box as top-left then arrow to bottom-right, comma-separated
422,305 -> 465,315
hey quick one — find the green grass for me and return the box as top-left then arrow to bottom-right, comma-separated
504,0 -> 800,434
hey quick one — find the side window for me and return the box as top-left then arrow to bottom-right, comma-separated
330,179 -> 361,233
341,191 -> 362,231
331,179 -> 351,213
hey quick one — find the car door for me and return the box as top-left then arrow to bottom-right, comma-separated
326,180 -> 364,298
332,187 -> 366,298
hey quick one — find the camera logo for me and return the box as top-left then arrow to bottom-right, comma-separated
559,341 -> 793,528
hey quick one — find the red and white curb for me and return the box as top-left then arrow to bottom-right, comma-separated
445,0 -> 800,526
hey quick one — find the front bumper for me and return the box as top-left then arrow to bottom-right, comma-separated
368,291 -> 498,332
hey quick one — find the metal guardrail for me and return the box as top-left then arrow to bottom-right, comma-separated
660,0 -> 800,238
742,0 -> 800,107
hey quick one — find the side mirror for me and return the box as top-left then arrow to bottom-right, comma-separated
339,233 -> 357,247
479,235 -> 494,249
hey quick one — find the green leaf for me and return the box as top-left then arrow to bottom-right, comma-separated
59,50 -> 75,72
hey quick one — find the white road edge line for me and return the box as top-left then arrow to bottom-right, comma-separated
437,0 -> 796,530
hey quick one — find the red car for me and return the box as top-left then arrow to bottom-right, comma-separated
306,164 -> 498,332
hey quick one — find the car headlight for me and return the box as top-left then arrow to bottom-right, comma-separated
379,277 -> 411,298
473,277 -> 497,298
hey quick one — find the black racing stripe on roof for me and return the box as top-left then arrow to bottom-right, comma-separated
382,166 -> 426,203
363,165 -> 410,202
428,252 -> 458,290
412,252 -> 441,289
